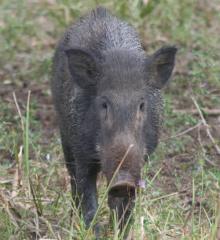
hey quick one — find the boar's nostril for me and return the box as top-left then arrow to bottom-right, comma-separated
109,181 -> 136,197
108,170 -> 136,197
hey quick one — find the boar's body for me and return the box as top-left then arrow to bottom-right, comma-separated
51,7 -> 177,235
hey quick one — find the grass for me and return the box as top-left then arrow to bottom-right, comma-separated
0,0 -> 220,239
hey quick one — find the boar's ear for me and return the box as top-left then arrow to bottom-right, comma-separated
148,46 -> 177,89
65,48 -> 98,88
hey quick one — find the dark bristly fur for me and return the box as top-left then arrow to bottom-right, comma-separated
51,7 -> 177,237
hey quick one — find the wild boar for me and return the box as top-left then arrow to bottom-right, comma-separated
51,6 -> 177,236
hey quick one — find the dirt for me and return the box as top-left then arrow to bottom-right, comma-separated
1,81 -> 57,138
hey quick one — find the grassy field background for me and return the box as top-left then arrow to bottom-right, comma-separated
0,0 -> 220,239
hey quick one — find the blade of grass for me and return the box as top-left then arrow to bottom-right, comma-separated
210,199 -> 220,240
191,177 -> 195,236
24,90 -> 31,181
12,92 -> 24,131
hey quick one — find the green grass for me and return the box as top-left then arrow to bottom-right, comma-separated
0,0 -> 220,239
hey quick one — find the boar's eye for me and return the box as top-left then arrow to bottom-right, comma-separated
99,98 -> 109,120
139,102 -> 145,112
102,102 -> 108,110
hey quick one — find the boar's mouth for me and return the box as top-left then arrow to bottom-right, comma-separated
108,170 -> 136,197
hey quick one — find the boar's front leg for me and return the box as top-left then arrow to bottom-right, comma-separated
76,163 -> 99,235
60,132 -> 78,204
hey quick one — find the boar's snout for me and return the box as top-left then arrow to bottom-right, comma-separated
109,170 -> 136,197
101,134 -> 144,197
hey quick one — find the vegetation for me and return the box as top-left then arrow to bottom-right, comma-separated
0,0 -> 220,239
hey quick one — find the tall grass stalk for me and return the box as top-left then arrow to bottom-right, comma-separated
210,199 -> 220,240
24,91 -> 31,181
192,177 -> 195,236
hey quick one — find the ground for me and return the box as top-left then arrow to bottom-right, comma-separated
0,0 -> 220,239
